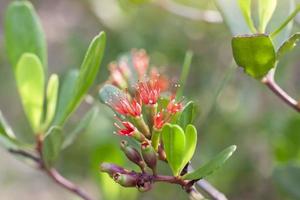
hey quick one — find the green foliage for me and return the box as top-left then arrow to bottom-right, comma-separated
4,0 -> 47,72
98,84 -> 124,106
183,145 -> 236,180
178,101 -> 197,129
232,34 -> 276,78
43,74 -> 59,129
237,0 -> 256,33
258,0 -> 277,32
162,124 -> 197,176
277,32 -> 300,59
0,111 -> 18,149
16,53 -> 45,133
42,126 -> 63,167
53,32 -> 106,126
162,124 -> 186,176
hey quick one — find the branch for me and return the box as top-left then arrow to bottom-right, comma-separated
154,0 -> 223,23
45,168 -> 93,200
262,69 -> 300,112
188,165 -> 228,200
8,149 -> 40,163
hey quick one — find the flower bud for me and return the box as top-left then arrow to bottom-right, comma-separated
141,141 -> 157,174
113,173 -> 137,187
120,140 -> 146,171
100,162 -> 128,176
137,181 -> 152,192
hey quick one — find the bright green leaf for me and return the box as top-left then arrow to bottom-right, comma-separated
277,33 -> 300,59
43,74 -> 59,129
215,0 -> 251,35
162,124 -> 186,176
237,0 -> 257,33
182,125 -> 197,170
4,0 -> 47,72
52,70 -> 79,126
16,53 -> 44,133
178,101 -> 197,129
258,0 -> 277,32
232,34 -> 276,78
183,145 -> 236,180
62,106 -> 98,149
54,32 -> 106,126
42,126 -> 63,167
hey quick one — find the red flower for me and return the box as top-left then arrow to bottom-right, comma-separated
167,96 -> 183,114
137,76 -> 161,105
108,93 -> 142,117
150,68 -> 169,91
153,111 -> 165,129
108,63 -> 127,89
114,120 -> 136,136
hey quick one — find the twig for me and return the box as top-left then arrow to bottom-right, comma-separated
154,0 -> 223,23
262,69 -> 300,112
8,149 -> 40,163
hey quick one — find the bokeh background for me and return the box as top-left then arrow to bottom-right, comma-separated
0,0 -> 300,199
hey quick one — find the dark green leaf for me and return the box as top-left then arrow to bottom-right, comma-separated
273,165 -> 300,199
232,34 -> 276,78
62,107 -> 98,149
215,0 -> 251,35
54,32 -> 106,126
16,53 -> 44,133
4,0 -> 47,72
178,101 -> 197,129
42,126 -> 63,167
258,0 -> 277,32
52,70 -> 79,126
277,33 -> 300,59
183,145 -> 236,180
161,124 -> 186,176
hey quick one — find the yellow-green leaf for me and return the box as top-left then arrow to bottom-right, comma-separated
238,0 -> 257,33
16,53 -> 44,133
258,0 -> 277,32
43,74 -> 59,129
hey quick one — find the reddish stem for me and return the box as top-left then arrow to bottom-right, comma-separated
262,69 -> 300,112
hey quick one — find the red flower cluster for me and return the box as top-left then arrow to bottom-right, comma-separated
106,49 -> 184,137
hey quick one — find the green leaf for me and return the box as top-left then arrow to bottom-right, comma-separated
43,74 -> 59,129
16,53 -> 44,133
42,126 -> 63,167
178,101 -> 197,129
62,106 -> 98,149
183,145 -> 237,180
182,125 -> 197,169
258,0 -> 277,32
52,70 -> 79,126
177,51 -> 193,98
232,34 -> 276,78
98,84 -> 125,106
237,0 -> 256,33
0,111 -> 18,149
273,165 -> 300,199
277,33 -> 300,59
4,0 -> 47,72
54,32 -> 106,126
161,124 -> 186,176
267,0 -> 295,49
215,0 -> 251,35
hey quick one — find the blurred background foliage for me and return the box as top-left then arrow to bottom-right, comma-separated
0,0 -> 300,199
